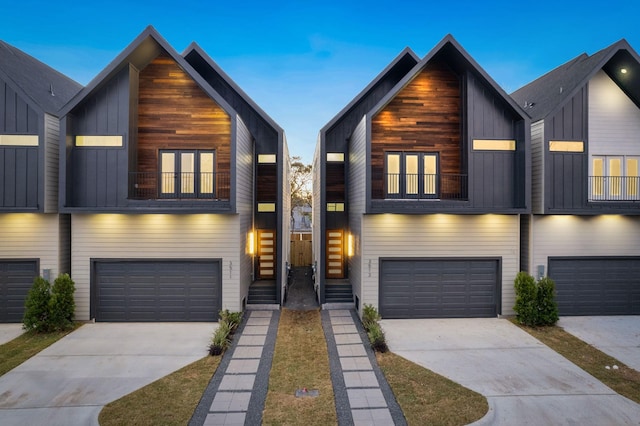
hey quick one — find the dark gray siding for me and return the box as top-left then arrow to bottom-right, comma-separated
0,78 -> 39,134
379,258 -> 500,318
0,260 -> 38,322
64,66 -> 131,209
0,147 -> 39,208
93,260 -> 221,322
549,257 -> 640,315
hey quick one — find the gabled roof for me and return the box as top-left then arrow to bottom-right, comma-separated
182,42 -> 283,135
59,26 -> 236,118
369,34 -> 528,121
0,41 -> 81,115
320,47 -> 420,135
511,39 -> 640,122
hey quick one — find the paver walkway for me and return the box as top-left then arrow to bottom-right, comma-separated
322,309 -> 406,426
190,309 -> 279,426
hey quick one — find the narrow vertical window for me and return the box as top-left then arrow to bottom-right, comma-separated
609,158 -> 622,197
627,158 -> 638,198
161,152 -> 176,195
200,152 -> 214,194
592,158 -> 603,197
387,153 -> 400,195
181,152 -> 195,194
405,154 -> 419,196
423,154 -> 437,195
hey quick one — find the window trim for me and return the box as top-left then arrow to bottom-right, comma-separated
159,149 -> 216,199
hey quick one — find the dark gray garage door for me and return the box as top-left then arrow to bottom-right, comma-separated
94,260 -> 221,322
549,257 -> 640,316
379,258 -> 500,319
0,260 -> 38,323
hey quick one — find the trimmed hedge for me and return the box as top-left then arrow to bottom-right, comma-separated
23,273 -> 76,333
514,272 -> 559,326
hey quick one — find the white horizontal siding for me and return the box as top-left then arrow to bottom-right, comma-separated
72,214 -> 241,320
235,116 -> 253,305
281,136 -> 291,302
531,120 -> 544,213
0,213 -> 63,277
312,138 -> 322,294
589,70 -> 640,157
348,116 -> 367,308
531,215 -> 640,274
361,214 -> 520,315
43,113 -> 59,213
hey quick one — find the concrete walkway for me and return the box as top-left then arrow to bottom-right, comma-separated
381,318 -> 640,425
322,309 -> 405,426
0,324 -> 24,345
190,309 -> 279,426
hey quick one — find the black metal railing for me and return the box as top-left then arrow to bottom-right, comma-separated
128,172 -> 230,200
375,172 -> 468,200
589,176 -> 640,201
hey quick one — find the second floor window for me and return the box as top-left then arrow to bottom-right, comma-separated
160,150 -> 215,198
386,152 -> 439,199
591,155 -> 639,201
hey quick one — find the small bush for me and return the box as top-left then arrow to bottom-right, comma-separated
536,277 -> 559,326
209,321 -> 231,356
219,309 -> 243,334
367,322 -> 388,353
49,274 -> 76,331
23,277 -> 52,332
513,271 -> 559,327
362,304 -> 381,332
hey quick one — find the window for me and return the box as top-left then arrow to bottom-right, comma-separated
75,135 -> 123,147
327,152 -> 345,162
590,155 -> 640,200
385,152 -> 439,198
159,150 -> 215,198
473,139 -> 516,151
258,154 -> 276,163
549,141 -> 584,152
0,135 -> 38,146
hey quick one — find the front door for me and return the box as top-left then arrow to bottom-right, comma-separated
258,230 -> 275,279
326,229 -> 344,278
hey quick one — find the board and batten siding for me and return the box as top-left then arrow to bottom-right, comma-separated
0,213 -> 65,276
348,116 -> 367,308
361,214 -> 520,315
44,113 -> 59,213
588,70 -> 640,159
71,214 -> 241,321
312,139 -> 322,297
530,120 -> 544,214
235,116 -> 253,306
531,215 -> 640,275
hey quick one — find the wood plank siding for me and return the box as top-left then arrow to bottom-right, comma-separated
136,54 -> 231,188
257,164 -> 277,202
371,60 -> 462,199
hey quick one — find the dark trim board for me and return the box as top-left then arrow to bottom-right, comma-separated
379,257 -> 501,319
0,259 -> 39,323
90,258 -> 222,322
548,256 -> 640,316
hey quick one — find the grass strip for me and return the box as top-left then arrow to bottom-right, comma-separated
377,351 -> 488,426
0,324 -> 81,376
99,355 -> 220,426
262,309 -> 337,425
517,323 -> 640,404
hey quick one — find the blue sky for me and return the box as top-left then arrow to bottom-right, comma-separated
2,0 -> 638,164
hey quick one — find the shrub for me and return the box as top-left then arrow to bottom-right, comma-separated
209,321 -> 231,356
514,272 -> 537,326
536,277 -> 559,326
513,272 -> 559,327
367,322 -> 388,353
49,274 -> 76,331
219,309 -> 243,334
23,276 -> 52,332
362,304 -> 381,332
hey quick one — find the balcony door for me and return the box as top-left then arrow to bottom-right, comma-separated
385,152 -> 439,199
159,150 -> 215,198
591,156 -> 640,200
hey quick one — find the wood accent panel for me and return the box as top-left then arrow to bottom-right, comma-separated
136,54 -> 231,189
371,60 -> 462,198
256,163 -> 277,202
326,162 -> 345,202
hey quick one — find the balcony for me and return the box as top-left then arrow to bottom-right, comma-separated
373,172 -> 468,200
129,172 -> 230,200
589,176 -> 640,202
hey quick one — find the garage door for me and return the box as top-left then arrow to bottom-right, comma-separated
0,260 -> 38,323
548,257 -> 640,316
379,258 -> 500,319
94,260 -> 221,322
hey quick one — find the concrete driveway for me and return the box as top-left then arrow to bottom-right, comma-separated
559,316 -> 640,372
0,322 -> 215,426
381,318 -> 640,425
0,324 -> 24,345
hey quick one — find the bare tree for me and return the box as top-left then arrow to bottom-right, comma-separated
290,156 -> 312,230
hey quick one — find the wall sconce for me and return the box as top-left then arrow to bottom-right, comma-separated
248,231 -> 255,255
347,234 -> 354,257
